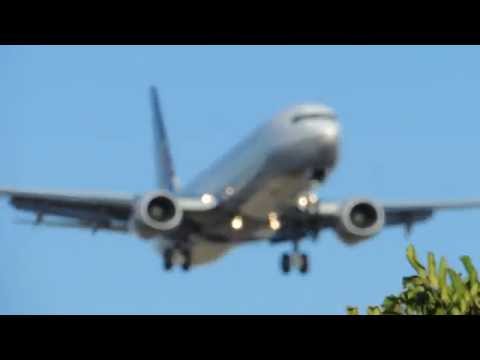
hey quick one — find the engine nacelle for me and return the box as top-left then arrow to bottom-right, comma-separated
335,199 -> 385,244
131,191 -> 183,239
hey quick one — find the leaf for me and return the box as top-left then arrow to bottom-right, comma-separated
427,252 -> 438,288
367,306 -> 382,315
383,295 -> 399,310
471,282 -> 479,298
403,275 -> 424,289
346,307 -> 359,315
435,307 -> 447,315
407,244 -> 427,278
460,256 -> 478,288
382,296 -> 406,314
438,257 -> 450,303
448,269 -> 467,299
406,306 -> 417,315
451,307 -> 461,315
474,297 -> 480,309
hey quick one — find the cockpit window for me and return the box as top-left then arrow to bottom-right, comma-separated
292,113 -> 336,123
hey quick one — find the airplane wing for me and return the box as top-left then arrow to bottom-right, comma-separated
272,198 -> 480,243
0,188 -> 217,233
0,188 -> 135,232
382,200 -> 480,232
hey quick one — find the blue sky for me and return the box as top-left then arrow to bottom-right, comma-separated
1,45 -> 480,314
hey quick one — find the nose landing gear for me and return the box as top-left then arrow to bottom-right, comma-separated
280,241 -> 310,274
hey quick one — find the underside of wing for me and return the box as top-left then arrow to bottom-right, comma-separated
0,188 -> 136,232
383,199 -> 480,227
270,197 -> 480,245
0,188 -> 135,220
0,188 -> 219,234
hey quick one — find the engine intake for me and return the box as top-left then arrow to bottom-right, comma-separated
131,191 -> 183,238
336,199 -> 385,244
147,196 -> 177,223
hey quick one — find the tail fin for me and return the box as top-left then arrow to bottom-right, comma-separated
150,86 -> 177,192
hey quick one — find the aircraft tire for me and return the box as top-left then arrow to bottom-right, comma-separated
182,250 -> 192,271
299,253 -> 309,274
164,248 -> 174,271
281,253 -> 290,274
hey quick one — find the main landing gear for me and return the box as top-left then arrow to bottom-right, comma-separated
163,248 -> 192,272
280,241 -> 309,274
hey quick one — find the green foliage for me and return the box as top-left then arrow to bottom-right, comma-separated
348,244 -> 480,315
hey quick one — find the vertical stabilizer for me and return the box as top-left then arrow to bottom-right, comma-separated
150,86 -> 177,192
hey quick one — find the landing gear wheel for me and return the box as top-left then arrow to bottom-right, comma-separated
164,248 -> 174,271
299,253 -> 309,274
182,250 -> 192,272
281,253 -> 291,274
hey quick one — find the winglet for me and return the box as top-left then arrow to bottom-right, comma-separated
150,86 -> 177,192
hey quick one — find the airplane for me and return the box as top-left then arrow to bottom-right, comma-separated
2,86 -> 480,274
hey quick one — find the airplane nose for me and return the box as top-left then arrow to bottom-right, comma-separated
319,120 -> 340,144
317,120 -> 340,169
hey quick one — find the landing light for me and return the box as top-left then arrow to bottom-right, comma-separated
297,196 -> 309,208
268,212 -> 281,231
201,193 -> 214,205
231,216 -> 243,230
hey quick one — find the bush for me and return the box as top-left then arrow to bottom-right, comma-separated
347,244 -> 480,315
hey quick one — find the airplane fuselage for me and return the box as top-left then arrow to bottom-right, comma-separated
163,104 -> 341,265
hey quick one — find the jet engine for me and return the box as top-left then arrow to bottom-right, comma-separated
335,199 -> 385,244
131,191 -> 183,239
